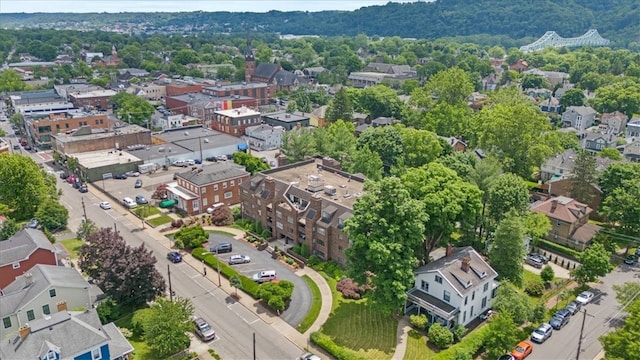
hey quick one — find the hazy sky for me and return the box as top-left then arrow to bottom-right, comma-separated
0,1 -> 419,13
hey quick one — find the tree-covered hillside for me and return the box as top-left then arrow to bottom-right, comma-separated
0,0 -> 638,48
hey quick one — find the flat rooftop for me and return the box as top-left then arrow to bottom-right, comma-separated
263,158 -> 366,208
169,93 -> 255,103
262,111 -> 309,123
53,124 -> 150,143
215,107 -> 261,118
142,127 -> 246,162
204,82 -> 271,91
70,89 -> 118,98
75,149 -> 142,169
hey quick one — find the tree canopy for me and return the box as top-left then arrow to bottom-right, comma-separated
0,154 -> 56,220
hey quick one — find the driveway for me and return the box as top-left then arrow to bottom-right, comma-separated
207,234 -> 311,328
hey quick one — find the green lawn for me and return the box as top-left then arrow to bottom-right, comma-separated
207,230 -> 237,237
296,274 -> 322,333
133,206 -> 161,218
403,330 -> 436,360
321,300 -> 397,359
114,314 -> 154,360
60,238 -> 84,259
147,215 -> 173,227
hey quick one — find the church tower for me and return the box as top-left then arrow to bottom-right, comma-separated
244,32 -> 255,83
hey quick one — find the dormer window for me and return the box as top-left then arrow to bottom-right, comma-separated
45,350 -> 57,360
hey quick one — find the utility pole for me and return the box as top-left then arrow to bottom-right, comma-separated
168,264 -> 174,302
253,332 -> 256,360
81,197 -> 87,221
575,309 -> 595,360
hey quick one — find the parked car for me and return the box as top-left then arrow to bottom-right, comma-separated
122,197 -> 137,209
510,341 -> 533,360
576,291 -> 595,305
159,199 -> 178,208
497,356 -> 515,360
624,255 -> 637,265
555,308 -> 572,320
167,251 -> 182,263
530,323 -> 553,343
27,218 -> 39,229
525,255 -> 543,269
210,243 -> 232,254
252,270 -> 277,283
228,255 -> 251,265
299,353 -> 321,360
125,171 -> 140,177
23,145 -> 31,151
206,202 -> 225,214
134,179 -> 143,188
565,301 -> 582,315
78,185 -> 88,193
114,173 -> 128,180
529,253 -> 549,264
99,201 -> 111,210
59,172 -> 68,179
135,195 -> 148,204
549,314 -> 570,330
193,317 -> 216,341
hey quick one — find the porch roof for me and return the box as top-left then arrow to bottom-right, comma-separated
407,288 -> 458,319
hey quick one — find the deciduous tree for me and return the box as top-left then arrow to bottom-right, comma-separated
570,243 -> 614,286
0,154 -> 52,220
232,151 -> 270,175
560,88 -> 585,110
601,179 -> 640,238
143,297 -> 194,358
540,265 -> 554,283
35,199 -> 68,231
356,125 -> 404,175
489,211 -> 526,286
399,127 -> 442,168
599,147 -> 623,160
281,128 -> 316,162
344,178 -> 426,313
598,163 -> 640,198
486,173 -> 530,225
492,281 -> 532,325
345,146 -> 383,181
484,311 -> 522,360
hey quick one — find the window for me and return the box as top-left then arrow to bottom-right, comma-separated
470,306 -> 474,317
491,287 -> 497,298
276,210 -> 282,218
49,289 -> 56,298
483,283 -> 489,292
481,296 -> 487,309
464,296 -> 468,305
317,227 -> 325,235
193,199 -> 200,211
46,350 -> 56,360
12,263 -> 20,269
201,187 -> 206,194
435,275 -> 443,284
223,182 -> 228,189
224,191 -> 232,199
214,184 -> 219,190
420,280 -> 429,292
214,195 -> 219,203
42,304 -> 51,315
276,222 -> 283,230
238,178 -> 242,184
287,216 -> 293,224
462,311 -> 466,322
202,198 -> 208,206
27,310 -> 35,321
92,348 -> 101,360
2,317 -> 11,329
443,290 -> 451,302
230,180 -> 235,186
472,291 -> 475,301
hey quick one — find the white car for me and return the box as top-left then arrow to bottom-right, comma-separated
99,201 -> 111,210
576,291 -> 595,305
125,171 -> 140,177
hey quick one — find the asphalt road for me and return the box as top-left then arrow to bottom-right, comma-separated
207,234 -> 311,326
528,263 -> 639,360
6,139 -> 305,360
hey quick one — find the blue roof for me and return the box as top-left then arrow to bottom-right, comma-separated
237,143 -> 248,150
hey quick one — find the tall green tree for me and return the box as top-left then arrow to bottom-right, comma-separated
601,179 -> 640,239
486,173 -> 530,225
399,127 -> 442,169
469,157 -> 502,241
0,70 -> 27,92
280,128 -> 316,162
560,88 -> 585,110
492,281 -> 532,325
316,120 -> 357,162
357,84 -> 405,119
590,80 -> 640,118
143,297 -> 194,358
489,211 -> 526,287
570,243 -> 614,286
344,177 -> 426,313
402,163 -> 482,261
414,67 -> 474,107
598,163 -> 640,198
356,125 -> 404,175
325,87 -> 353,123
346,146 -> 383,181
484,312 -> 522,360
600,284 -> 640,360
0,154 -> 52,220
473,87 -> 560,178
569,150 -> 598,204
111,92 -> 154,125
34,199 -> 68,231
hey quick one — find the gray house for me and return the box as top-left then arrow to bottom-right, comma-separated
562,106 -> 596,131
626,118 -> 640,138
583,133 -> 618,154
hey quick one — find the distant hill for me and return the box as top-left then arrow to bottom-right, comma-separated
1,0 -> 638,48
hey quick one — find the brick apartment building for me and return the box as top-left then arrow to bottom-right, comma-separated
170,162 -> 250,216
68,89 -> 117,110
211,106 -> 262,137
202,82 -> 275,106
25,112 -> 110,149
240,157 -> 366,265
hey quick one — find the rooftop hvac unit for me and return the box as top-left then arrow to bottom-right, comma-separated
324,185 -> 336,196
307,175 -> 324,192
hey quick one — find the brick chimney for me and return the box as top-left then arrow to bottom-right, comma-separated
19,325 -> 30,340
309,193 -> 322,218
57,300 -> 67,312
445,244 -> 453,257
550,199 -> 558,213
265,177 -> 276,200
461,256 -> 470,273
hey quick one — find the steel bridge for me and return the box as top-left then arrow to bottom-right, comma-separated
520,29 -> 610,53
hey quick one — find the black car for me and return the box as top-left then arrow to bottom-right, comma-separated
59,172 -> 68,179
167,251 -> 182,263
549,314 -> 570,330
525,255 -> 543,269
114,173 -> 128,180
23,145 -> 31,151
79,185 -> 88,193
555,308 -> 572,320
210,243 -> 232,254
624,255 -> 637,265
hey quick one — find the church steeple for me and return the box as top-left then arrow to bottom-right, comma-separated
244,30 -> 255,83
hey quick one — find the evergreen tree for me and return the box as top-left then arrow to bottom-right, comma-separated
326,87 -> 353,123
569,150 -> 597,204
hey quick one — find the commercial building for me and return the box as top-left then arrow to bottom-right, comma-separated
261,111 -> 311,131
9,90 -> 75,117
51,124 -> 152,155
25,111 -> 110,149
72,149 -> 144,183
243,124 -> 285,151
68,89 -> 117,110
240,157 -> 365,265
202,82 -> 275,106
212,106 -> 262,137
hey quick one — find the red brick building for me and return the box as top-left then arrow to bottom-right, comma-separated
26,112 -> 111,149
166,84 -> 205,97
211,106 -> 262,137
68,89 -> 117,110
202,82 -> 275,106
0,229 -> 58,289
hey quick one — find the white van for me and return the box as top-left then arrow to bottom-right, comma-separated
122,197 -> 137,209
252,270 -> 277,283
173,160 -> 188,167
206,202 -> 225,214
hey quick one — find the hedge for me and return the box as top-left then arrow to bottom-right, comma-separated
433,324 -> 489,360
536,240 -> 580,260
310,332 -> 365,360
192,248 -> 260,298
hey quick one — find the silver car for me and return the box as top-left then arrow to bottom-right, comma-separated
530,323 -> 553,343
193,317 -> 215,341
228,254 -> 251,265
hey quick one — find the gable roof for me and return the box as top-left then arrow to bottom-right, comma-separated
415,246 -> 497,296
542,148 -> 615,173
0,228 -> 56,266
0,264 -> 98,317
564,106 -> 596,117
0,309 -> 132,359
531,196 -> 592,223
273,70 -> 300,87
253,63 -> 280,80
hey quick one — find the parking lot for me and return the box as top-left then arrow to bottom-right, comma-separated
206,234 -> 311,327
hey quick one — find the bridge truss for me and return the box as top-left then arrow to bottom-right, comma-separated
520,29 -> 610,53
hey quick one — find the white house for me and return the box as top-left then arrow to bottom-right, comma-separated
0,264 -> 102,338
243,124 -> 285,151
405,246 -> 498,328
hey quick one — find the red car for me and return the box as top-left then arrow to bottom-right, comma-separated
511,340 -> 533,360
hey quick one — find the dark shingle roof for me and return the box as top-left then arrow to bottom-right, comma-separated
0,228 -> 56,266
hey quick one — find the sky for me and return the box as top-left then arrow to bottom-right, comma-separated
0,1 -> 420,14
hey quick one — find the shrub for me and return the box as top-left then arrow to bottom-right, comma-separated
434,324 -> 489,360
173,225 -> 207,248
96,298 -> 121,323
257,281 -> 295,313
452,348 -> 472,360
409,314 -> 428,330
452,324 -> 467,342
131,308 -> 153,337
530,302 -> 546,323
171,219 -> 184,228
428,323 -> 454,349
211,206 -> 234,226
537,240 -> 580,260
285,257 -> 294,265
307,255 -> 320,266
310,332 -> 364,360
524,278 -> 545,297
540,265 -> 554,283
336,278 -> 362,299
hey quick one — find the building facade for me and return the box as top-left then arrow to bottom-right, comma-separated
261,111 -> 311,131
212,106 -> 262,137
69,89 -> 117,110
25,112 -> 110,149
202,82 -> 275,106
243,124 -> 285,151
0,229 -> 58,289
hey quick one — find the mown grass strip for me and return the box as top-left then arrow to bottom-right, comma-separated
296,274 -> 322,333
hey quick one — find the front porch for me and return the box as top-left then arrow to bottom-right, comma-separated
405,288 -> 459,329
